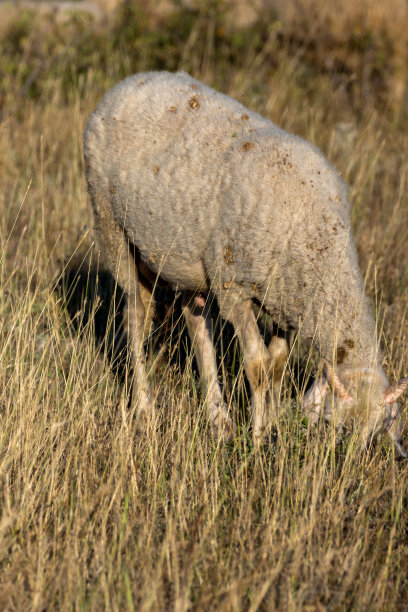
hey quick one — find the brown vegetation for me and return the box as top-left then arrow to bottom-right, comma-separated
0,1 -> 407,609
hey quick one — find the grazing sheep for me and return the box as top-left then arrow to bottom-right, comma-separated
83,71 -> 407,454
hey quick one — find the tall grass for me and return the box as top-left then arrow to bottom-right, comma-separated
0,2 -> 407,609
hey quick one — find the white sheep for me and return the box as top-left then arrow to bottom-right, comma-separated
83,71 -> 408,454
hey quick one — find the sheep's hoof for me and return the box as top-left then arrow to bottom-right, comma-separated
252,407 -> 271,444
133,392 -> 156,432
253,426 -> 268,446
208,403 -> 237,442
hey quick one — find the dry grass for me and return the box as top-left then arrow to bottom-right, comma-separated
0,2 -> 408,610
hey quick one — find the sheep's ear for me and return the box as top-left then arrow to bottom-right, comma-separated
303,377 -> 330,424
385,398 -> 408,459
387,428 -> 408,459
363,415 -> 407,458
382,377 -> 408,404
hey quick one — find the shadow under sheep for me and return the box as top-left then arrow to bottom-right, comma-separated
55,253 -> 301,418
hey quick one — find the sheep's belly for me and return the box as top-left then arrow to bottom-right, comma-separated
137,253 -> 208,291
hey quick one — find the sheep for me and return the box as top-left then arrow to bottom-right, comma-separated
83,70 -> 408,454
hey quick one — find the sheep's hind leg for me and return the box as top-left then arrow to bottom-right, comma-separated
92,200 -> 154,429
218,299 -> 287,441
182,292 -> 236,440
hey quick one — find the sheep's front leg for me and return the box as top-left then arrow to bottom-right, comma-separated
225,300 -> 286,441
268,335 -> 289,409
182,292 -> 236,440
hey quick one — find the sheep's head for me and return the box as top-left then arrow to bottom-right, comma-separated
303,360 -> 408,457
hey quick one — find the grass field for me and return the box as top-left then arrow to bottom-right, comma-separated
0,2 -> 408,609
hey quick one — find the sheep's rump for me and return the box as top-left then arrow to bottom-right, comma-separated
84,71 -> 350,301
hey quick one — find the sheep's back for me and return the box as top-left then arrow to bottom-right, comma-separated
84,71 -> 352,295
